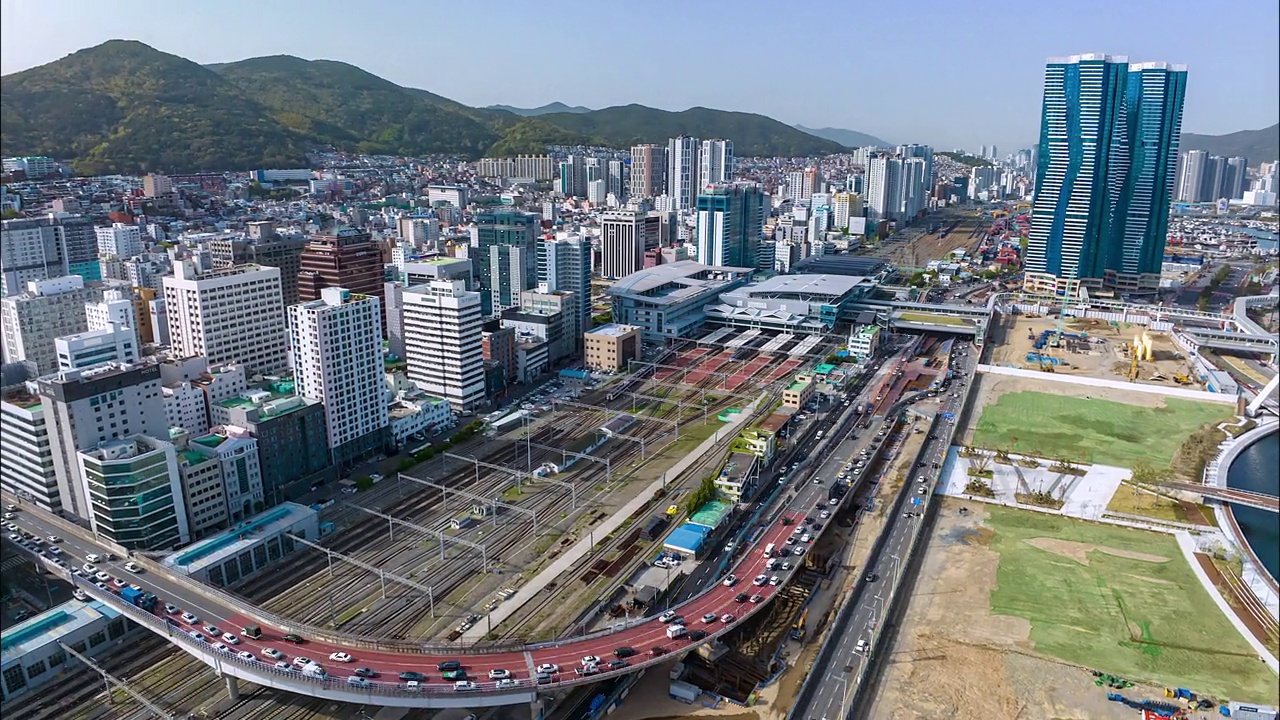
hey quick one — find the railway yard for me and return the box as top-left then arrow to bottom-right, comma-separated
7,330 -> 861,720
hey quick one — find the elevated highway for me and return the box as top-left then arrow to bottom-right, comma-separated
0,358 -> 905,708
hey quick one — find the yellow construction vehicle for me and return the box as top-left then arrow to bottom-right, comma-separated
1173,374 -> 1192,385
1127,351 -> 1139,382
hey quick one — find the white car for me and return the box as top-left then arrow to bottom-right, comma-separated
369,473 -> 383,483
237,651 -> 256,662
722,574 -> 737,587
94,571 -> 111,582
820,510 -> 830,519
181,612 -> 199,624
495,678 -> 517,689
658,610 -> 677,623
222,633 -> 240,645
189,631 -> 207,642
454,681 -> 478,691
112,578 -> 126,588
293,656 -> 314,668
212,642 -> 230,653
124,562 -> 142,573
274,661 -> 290,669
263,648 -> 283,660
82,563 -> 97,574
348,676 -> 371,687
329,652 -> 353,663
488,668 -> 510,680
580,655 -> 600,666
536,663 -> 559,674
752,574 -> 768,586
48,546 -> 62,555
769,576 -> 781,586
45,535 -> 61,543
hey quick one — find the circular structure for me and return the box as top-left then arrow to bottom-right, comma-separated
1225,429 -> 1279,583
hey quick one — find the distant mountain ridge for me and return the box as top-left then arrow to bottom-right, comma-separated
0,41 -> 851,173
486,102 -> 593,116
794,125 -> 890,149
1180,124 -> 1278,164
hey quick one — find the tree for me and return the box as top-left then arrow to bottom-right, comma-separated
971,452 -> 992,475
1130,461 -> 1172,487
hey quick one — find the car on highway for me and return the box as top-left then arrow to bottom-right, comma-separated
536,663 -> 559,674
293,656 -> 315,668
720,613 -> 735,623
658,610 -> 678,623
263,648 -> 283,660
45,535 -> 61,543
496,678 -> 518,688
353,667 -> 379,678
865,572 -> 879,582
181,612 -> 199,624
436,660 -> 462,671
282,633 -> 304,644
124,562 -> 142,573
222,633 -> 241,645
580,655 -> 600,666
820,510 -> 830,519
722,574 -> 737,587
701,612 -> 718,623
855,639 -> 869,654
94,571 -> 111,582
649,646 -> 669,657
453,681 -> 478,692
398,671 -> 426,682
488,669 -> 511,680
238,651 -> 256,662
188,631 -> 206,642
750,594 -> 764,603
688,629 -> 708,641
81,563 -> 97,574
608,659 -> 629,670
735,592 -> 749,603
161,603 -> 178,614
274,661 -> 290,670
203,625 -> 221,636
347,676 -> 372,688
328,651 -> 351,662
769,576 -> 781,585
111,578 -> 126,588
613,647 -> 637,658
212,642 -> 230,653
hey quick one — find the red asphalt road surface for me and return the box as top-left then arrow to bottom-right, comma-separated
167,511 -> 807,686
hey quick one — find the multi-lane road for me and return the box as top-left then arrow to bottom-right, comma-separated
796,345 -> 974,720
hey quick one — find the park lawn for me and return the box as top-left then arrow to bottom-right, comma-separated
971,391 -> 1233,469
983,506 -> 1275,701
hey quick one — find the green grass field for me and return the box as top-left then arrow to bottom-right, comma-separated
983,506 -> 1275,701
971,391 -> 1232,468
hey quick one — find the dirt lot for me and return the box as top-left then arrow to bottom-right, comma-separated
864,499 -> 1206,720
986,312 -> 1202,389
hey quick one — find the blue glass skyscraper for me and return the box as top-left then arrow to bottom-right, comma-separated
1025,54 -> 1186,295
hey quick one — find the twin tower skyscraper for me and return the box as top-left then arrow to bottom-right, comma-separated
1024,53 -> 1187,295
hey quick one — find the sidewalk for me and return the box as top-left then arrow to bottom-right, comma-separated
460,398 -> 760,642
1175,532 -> 1280,674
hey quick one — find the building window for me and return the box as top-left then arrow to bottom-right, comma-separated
108,618 -> 127,639
26,660 -> 47,678
48,650 -> 66,667
88,631 -> 106,648
3,665 -> 27,693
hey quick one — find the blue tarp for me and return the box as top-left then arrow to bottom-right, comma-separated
663,523 -> 710,555
560,369 -> 590,379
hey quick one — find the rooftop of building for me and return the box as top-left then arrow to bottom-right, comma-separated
725,273 -> 873,302
607,261 -> 753,304
161,502 -> 318,575
1,387 -> 42,410
80,435 -> 166,461
0,600 -> 121,663
794,255 -> 889,277
215,382 -> 312,422
586,323 -> 640,338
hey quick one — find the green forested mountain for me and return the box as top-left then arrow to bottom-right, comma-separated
2,40 -> 861,173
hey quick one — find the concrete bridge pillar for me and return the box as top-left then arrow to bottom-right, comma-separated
530,696 -> 544,720
225,675 -> 240,701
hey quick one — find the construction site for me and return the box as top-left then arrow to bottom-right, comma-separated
986,310 -> 1206,389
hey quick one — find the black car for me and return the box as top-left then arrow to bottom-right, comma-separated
398,671 -> 426,681
613,646 -> 637,658
735,592 -> 749,603
282,633 -> 305,644
436,660 -> 462,671
650,646 -> 669,656
688,629 -> 708,641
354,667 -> 379,678
865,572 -> 879,582
608,659 -> 629,670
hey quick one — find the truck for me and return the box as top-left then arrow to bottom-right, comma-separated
119,586 -> 158,611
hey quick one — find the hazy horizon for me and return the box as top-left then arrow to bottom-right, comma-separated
2,0 -> 1277,153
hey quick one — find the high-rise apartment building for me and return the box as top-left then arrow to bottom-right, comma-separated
538,235 -> 592,338
209,233 -> 307,306
831,193 -> 864,230
163,261 -> 288,376
37,361 -> 168,522
607,160 -> 627,200
667,136 -> 700,211
95,223 -> 143,259
77,435 -> 190,550
865,156 -> 901,223
473,209 -> 538,317
600,210 -> 658,280
1176,150 -> 1208,203
1025,54 -> 1186,294
1,276 -> 101,376
787,168 -> 822,203
289,287 -> 389,467
695,183 -> 765,268
402,280 -> 485,411
1,213 -> 99,295
297,227 -> 385,305
699,139 -> 735,186
630,144 -> 668,199
488,244 -> 534,314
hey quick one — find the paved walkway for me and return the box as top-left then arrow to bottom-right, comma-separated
460,399 -> 760,642
974,364 -> 1238,404
1176,532 -> 1280,674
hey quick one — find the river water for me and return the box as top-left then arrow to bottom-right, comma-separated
1225,431 -> 1279,581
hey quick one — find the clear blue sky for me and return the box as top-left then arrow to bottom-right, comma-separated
2,0 -> 1277,153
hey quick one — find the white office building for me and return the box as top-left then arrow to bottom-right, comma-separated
95,223 -> 143,259
37,362 -> 168,522
0,276 -> 101,376
289,287 -> 389,467
54,324 -> 138,370
0,386 -> 61,512
163,261 -> 288,376
402,280 -> 485,412
185,426 -> 264,524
